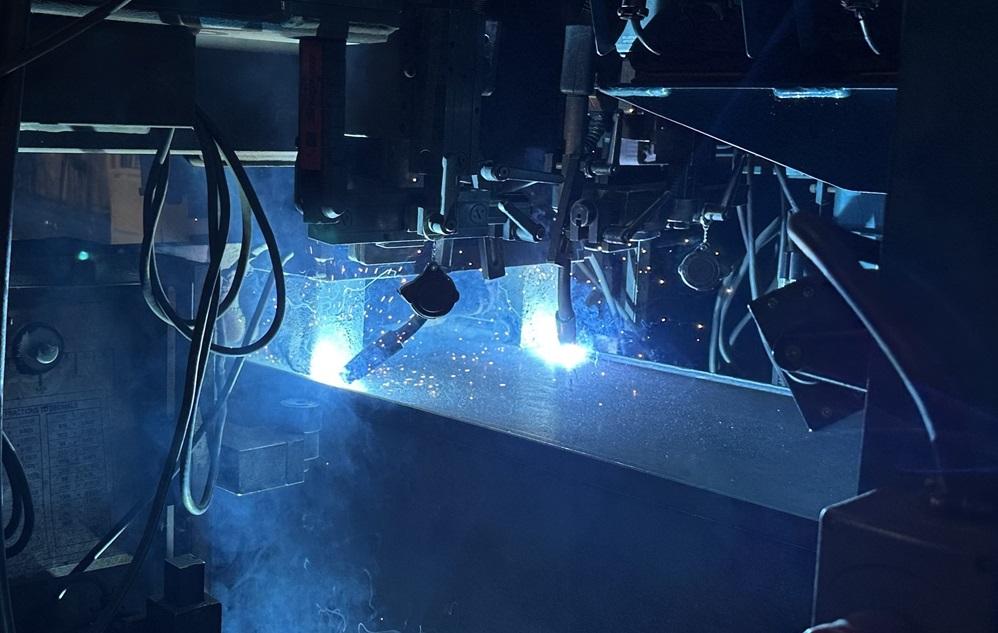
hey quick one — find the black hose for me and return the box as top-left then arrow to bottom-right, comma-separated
63,212 -> 287,610
2,434 -> 33,558
720,152 -> 747,209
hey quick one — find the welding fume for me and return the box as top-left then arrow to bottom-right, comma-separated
0,1 -> 995,632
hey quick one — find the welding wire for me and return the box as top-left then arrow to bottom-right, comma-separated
628,16 -> 661,56
858,13 -> 881,56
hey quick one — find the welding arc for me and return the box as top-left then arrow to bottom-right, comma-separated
89,112 -> 284,633
2,434 -> 34,559
0,0 -> 135,79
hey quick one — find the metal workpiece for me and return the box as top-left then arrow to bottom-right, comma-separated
349,337 -> 862,519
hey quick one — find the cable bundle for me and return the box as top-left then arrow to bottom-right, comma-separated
87,108 -> 286,633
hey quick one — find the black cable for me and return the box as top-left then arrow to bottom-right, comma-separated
89,119 -> 228,633
2,446 -> 22,543
773,166 -> 800,213
142,110 -> 286,357
62,259 -> 284,586
181,254 -> 287,516
716,225 -> 778,366
776,186 -> 790,286
72,116 -> 286,620
2,434 -> 33,558
788,212 -> 942,470
141,149 -> 251,326
0,0 -> 135,79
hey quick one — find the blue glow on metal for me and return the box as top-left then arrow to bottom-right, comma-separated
520,308 -> 591,369
518,266 -> 592,369
308,328 -> 366,392
772,88 -> 852,100
76,250 -> 91,262
601,86 -> 672,98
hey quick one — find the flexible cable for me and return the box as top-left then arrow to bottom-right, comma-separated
142,110 -> 285,356
0,0 -> 135,79
788,212 -> 942,471
742,161 -> 760,300
857,12 -> 881,55
89,120 -> 228,633
180,254 -> 288,516
70,140 -> 286,620
709,218 -> 779,371
2,434 -> 33,558
628,16 -> 661,55
773,166 -> 800,213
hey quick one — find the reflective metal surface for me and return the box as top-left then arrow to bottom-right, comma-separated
247,260 -> 861,518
